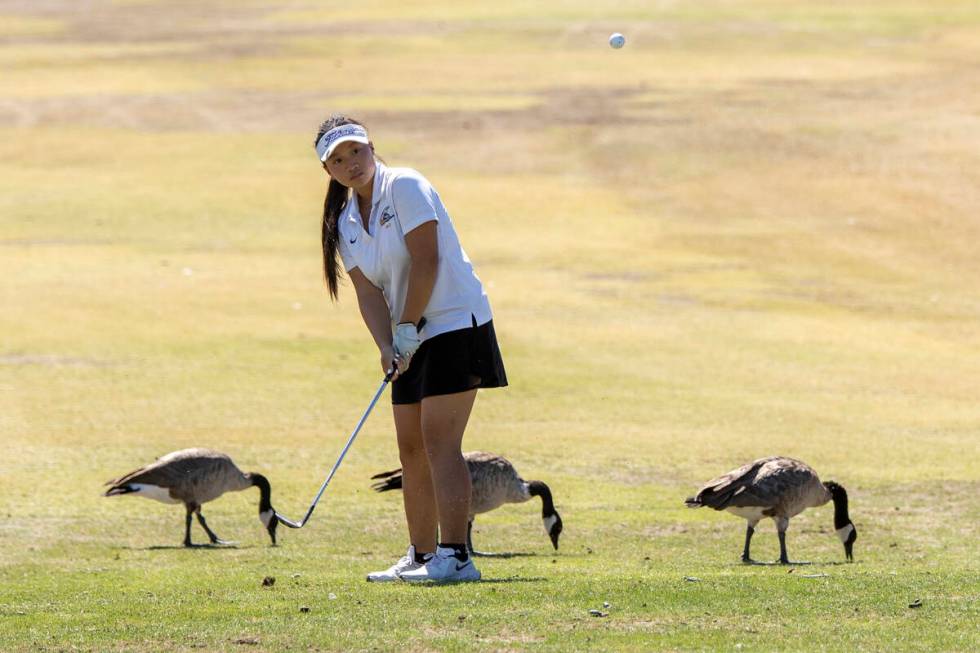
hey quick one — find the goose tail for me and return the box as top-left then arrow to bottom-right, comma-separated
371,468 -> 403,492
104,484 -> 137,497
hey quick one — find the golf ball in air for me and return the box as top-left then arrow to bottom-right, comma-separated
609,33 -> 626,49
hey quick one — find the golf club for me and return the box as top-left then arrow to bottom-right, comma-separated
276,366 -> 397,529
276,316 -> 425,529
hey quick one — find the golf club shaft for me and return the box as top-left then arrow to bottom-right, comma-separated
277,369 -> 395,529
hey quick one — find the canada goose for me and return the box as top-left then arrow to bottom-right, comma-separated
104,448 -> 280,547
685,456 -> 856,564
371,451 -> 563,555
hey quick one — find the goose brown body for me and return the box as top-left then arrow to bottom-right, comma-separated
686,456 -> 856,563
466,451 -> 537,514
690,456 -> 831,519
107,449 -> 252,504
104,448 -> 281,547
372,451 -> 563,554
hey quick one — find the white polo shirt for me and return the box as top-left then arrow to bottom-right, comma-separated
337,162 -> 493,341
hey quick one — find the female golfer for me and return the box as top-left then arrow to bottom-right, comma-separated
315,115 -> 507,582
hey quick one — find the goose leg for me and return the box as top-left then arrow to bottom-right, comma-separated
195,509 -> 231,545
741,524 -> 756,563
467,519 -> 490,557
777,529 -> 789,564
183,506 -> 194,547
776,518 -> 807,564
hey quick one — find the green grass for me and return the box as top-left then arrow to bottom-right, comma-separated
2,0 -> 979,651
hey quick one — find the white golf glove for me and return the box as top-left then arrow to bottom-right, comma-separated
392,322 -> 422,365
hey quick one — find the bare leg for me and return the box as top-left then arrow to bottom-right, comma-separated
421,389 -> 477,544
394,402 -> 438,553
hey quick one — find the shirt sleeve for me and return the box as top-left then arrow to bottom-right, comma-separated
337,223 -> 357,272
391,172 -> 439,234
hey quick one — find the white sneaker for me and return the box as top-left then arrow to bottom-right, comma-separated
398,546 -> 481,583
366,546 -> 429,583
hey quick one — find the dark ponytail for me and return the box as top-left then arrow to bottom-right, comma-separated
315,115 -> 366,300
320,175 -> 348,300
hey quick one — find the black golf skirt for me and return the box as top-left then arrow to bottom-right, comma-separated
391,317 -> 508,405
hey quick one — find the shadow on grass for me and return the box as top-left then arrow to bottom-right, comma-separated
408,576 -> 548,587
471,551 -> 541,559
116,543 -> 255,551
476,576 -> 548,584
735,560 -> 853,567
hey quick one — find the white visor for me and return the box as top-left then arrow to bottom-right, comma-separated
316,124 -> 370,162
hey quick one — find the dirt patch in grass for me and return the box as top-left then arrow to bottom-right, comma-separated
0,238 -> 114,247
559,458 -> 691,486
0,85 -> 647,133
2,0 -> 275,44
639,523 -> 692,539
0,353 -> 117,367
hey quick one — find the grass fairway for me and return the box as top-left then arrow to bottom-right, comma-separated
2,1 -> 979,651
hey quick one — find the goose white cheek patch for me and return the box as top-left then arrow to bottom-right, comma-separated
543,515 -> 558,534
259,509 -> 275,528
836,524 -> 855,543
131,484 -> 180,504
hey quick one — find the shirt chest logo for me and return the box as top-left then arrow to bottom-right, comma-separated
379,207 -> 395,228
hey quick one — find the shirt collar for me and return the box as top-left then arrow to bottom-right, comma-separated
343,196 -> 359,225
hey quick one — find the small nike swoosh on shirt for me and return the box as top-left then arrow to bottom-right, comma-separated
349,238 -> 357,244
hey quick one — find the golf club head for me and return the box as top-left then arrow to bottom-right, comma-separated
275,512 -> 305,529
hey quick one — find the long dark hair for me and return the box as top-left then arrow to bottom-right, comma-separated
315,115 -> 366,300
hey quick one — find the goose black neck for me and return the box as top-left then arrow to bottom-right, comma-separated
528,481 -> 555,516
250,473 -> 273,512
828,484 -> 850,530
